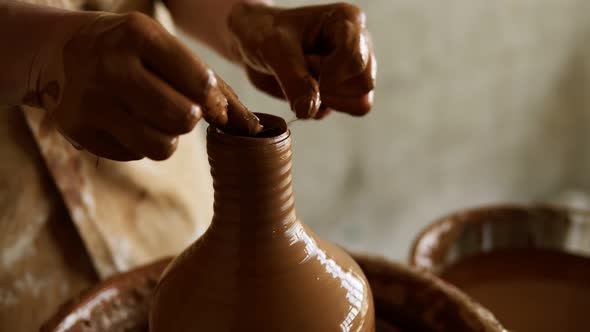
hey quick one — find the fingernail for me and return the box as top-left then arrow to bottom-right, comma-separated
231,110 -> 263,136
367,90 -> 375,104
190,105 -> 202,121
359,31 -> 370,67
370,54 -> 377,80
293,95 -> 320,119
248,113 -> 263,135
247,118 -> 263,136
309,93 -> 321,118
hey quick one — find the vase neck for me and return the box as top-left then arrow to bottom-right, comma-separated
206,116 -> 296,229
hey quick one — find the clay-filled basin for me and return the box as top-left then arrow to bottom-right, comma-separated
410,205 -> 590,332
42,255 -> 505,332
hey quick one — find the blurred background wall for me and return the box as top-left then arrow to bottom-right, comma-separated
181,0 -> 590,260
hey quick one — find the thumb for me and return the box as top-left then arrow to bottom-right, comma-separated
262,30 -> 320,118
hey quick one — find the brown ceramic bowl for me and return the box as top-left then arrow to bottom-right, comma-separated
410,204 -> 590,273
42,255 -> 505,332
410,204 -> 590,332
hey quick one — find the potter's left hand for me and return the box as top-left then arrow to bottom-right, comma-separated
228,2 -> 376,119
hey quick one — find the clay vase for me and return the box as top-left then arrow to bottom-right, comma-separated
149,113 -> 375,332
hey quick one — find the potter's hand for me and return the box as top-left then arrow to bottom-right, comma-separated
32,12 -> 260,161
228,2 -> 376,119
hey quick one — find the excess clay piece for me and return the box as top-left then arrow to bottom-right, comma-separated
411,205 -> 590,332
149,113 -> 374,331
42,256 -> 506,332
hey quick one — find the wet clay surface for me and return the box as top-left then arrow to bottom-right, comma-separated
149,113 -> 374,332
441,248 -> 590,332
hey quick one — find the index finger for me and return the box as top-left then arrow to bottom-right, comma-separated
136,21 -> 216,104
137,23 -> 261,135
216,75 -> 263,136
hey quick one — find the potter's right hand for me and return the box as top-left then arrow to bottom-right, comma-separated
29,12 -> 260,161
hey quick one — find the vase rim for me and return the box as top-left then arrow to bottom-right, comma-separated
409,203 -> 590,272
207,112 -> 290,146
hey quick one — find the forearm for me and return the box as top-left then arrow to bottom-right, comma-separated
163,0 -> 272,62
0,1 -> 90,106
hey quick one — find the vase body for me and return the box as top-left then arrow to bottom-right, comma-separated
150,113 -> 374,332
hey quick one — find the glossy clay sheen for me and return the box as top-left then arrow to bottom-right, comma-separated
441,248 -> 590,332
149,113 -> 375,332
